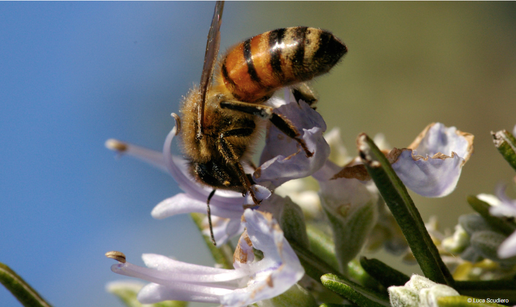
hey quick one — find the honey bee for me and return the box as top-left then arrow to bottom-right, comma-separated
175,1 -> 346,243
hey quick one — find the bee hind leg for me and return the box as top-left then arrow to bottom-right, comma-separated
291,83 -> 318,107
220,101 -> 313,157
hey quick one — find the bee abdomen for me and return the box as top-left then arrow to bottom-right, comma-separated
220,27 -> 347,103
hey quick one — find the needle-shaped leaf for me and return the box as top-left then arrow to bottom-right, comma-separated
359,257 -> 410,288
357,133 -> 454,286
290,242 -> 389,306
491,129 -> 516,171
0,262 -> 52,307
320,274 -> 390,307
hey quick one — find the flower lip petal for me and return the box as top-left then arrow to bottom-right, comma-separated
110,209 -> 305,306
253,93 -> 330,188
390,123 -> 474,198
406,122 -> 474,164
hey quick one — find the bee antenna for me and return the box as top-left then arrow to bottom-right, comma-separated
207,189 -> 217,246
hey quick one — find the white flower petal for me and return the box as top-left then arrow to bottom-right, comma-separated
490,184 -> 516,217
498,231 -> 516,259
390,123 -> 473,197
152,193 -> 243,220
254,95 -> 329,188
105,139 -> 169,173
221,210 -> 305,306
162,126 -> 246,208
110,209 -> 304,307
202,216 -> 245,245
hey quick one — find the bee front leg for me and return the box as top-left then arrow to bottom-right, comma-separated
220,101 -> 313,157
217,128 -> 261,205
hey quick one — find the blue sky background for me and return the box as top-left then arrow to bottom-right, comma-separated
0,2 -> 226,307
2,2 -> 516,307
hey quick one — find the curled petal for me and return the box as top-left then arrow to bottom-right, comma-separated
489,184 -> 516,218
110,210 -> 304,307
254,93 -> 330,188
152,193 -> 243,220
390,123 -> 474,197
162,125 -> 252,207
498,231 -> 516,259
222,210 -> 305,306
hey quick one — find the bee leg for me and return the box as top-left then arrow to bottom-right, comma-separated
217,128 -> 261,205
220,101 -> 313,157
291,83 -> 318,107
207,189 -> 217,246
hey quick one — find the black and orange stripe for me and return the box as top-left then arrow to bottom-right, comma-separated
219,26 -> 347,103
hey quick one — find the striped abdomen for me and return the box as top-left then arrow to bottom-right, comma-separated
219,27 -> 347,103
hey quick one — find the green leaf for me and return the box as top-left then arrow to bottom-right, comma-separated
107,281 -> 142,307
320,274 -> 390,307
356,133 -> 454,286
359,257 -> 410,288
491,129 -> 516,171
467,195 -> 516,236
190,212 -> 234,269
0,262 -> 52,307
347,259 -> 385,292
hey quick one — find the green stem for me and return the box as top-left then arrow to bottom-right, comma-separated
190,212 -> 234,269
357,134 -> 454,286
306,224 -> 340,272
0,262 -> 52,307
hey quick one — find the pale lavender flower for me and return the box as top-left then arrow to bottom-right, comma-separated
330,122 -> 473,198
109,209 -> 305,306
389,122 -> 474,197
106,90 -> 328,244
254,90 -> 330,189
487,184 -> 516,258
106,128 -> 252,244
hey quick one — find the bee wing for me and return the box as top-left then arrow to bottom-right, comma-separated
197,0 -> 224,138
